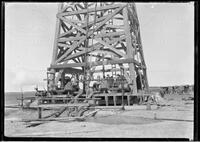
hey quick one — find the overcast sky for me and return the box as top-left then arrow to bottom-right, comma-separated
5,2 -> 194,92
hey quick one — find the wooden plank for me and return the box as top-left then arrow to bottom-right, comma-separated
58,35 -> 84,42
113,96 -> 116,106
57,43 -> 71,49
127,95 -> 130,106
106,36 -> 126,45
64,43 -> 103,60
51,98 -> 55,104
51,58 -> 138,68
56,5 -> 125,62
39,98 -> 101,101
61,5 -> 73,13
105,24 -> 124,29
59,5 -> 124,40
127,4 -> 139,25
58,16 -> 86,34
123,7 -> 137,94
137,31 -> 149,89
38,103 -> 90,108
105,95 -> 108,106
95,39 -> 127,58
91,50 -> 117,57
87,5 -> 126,36
38,107 -> 42,119
94,31 -> 124,39
58,4 -> 124,16
82,14 -> 107,27
58,36 -> 84,42
58,14 -> 107,38
88,54 -> 111,60
55,34 -> 85,64
22,116 -> 85,122
75,3 -> 85,10
94,93 -> 155,97
51,4 -> 63,64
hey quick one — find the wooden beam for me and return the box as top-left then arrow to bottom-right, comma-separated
51,4 -> 63,64
81,14 -> 107,27
95,39 -> 127,58
63,17 -> 85,24
75,3 -> 85,10
105,24 -> 124,29
58,16 -> 86,34
55,6 -> 125,64
61,5 -> 73,13
105,95 -> 108,106
93,67 -> 127,73
58,4 -> 125,17
64,43 -> 103,60
58,35 -> 84,42
51,58 -> 138,68
123,6 -> 137,93
113,96 -> 116,106
38,107 -> 42,119
87,5 -> 126,36
106,36 -> 126,45
94,31 -> 124,39
89,54 -> 111,60
58,43 -> 71,49
55,33 -> 83,64
52,67 -> 83,73
58,14 -> 108,38
127,95 -> 130,106
59,31 -> 124,43
91,50 -> 118,57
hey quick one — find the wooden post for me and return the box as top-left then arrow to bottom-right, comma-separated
51,3 -> 63,64
146,102 -> 151,110
38,107 -> 42,119
105,95 -> 108,106
127,95 -> 130,106
113,95 -> 116,106
21,92 -> 23,108
123,6 -> 137,94
121,87 -> 125,110
52,98 -> 55,104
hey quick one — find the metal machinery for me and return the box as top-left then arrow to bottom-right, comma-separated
38,2 -> 149,108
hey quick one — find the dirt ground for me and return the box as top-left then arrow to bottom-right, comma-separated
4,93 -> 194,139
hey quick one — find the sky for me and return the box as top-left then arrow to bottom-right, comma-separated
5,2 -> 194,92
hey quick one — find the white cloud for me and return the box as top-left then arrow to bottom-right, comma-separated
5,68 -> 46,92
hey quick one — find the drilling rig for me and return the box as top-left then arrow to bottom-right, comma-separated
36,2 -> 150,109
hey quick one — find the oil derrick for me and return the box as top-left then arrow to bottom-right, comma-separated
48,2 -> 149,94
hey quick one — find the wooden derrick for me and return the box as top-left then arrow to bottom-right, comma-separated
48,2 -> 149,94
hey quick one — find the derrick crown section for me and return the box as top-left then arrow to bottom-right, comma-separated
49,2 -> 149,94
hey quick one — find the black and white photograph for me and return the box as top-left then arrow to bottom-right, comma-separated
4,2 -> 194,139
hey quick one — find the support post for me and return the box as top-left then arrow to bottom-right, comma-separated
21,92 -> 23,108
127,95 -> 130,106
38,107 -> 42,119
51,3 -> 63,64
123,5 -> 137,94
52,98 -> 55,104
113,96 -> 116,106
105,95 -> 108,106
121,86 -> 125,110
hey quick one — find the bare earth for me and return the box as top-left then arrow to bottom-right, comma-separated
4,94 -> 193,139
